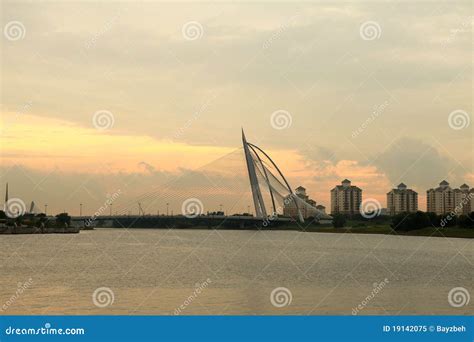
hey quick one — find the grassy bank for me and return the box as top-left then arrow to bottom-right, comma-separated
301,224 -> 474,239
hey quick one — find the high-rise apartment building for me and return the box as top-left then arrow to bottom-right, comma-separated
387,183 -> 418,215
330,179 -> 362,215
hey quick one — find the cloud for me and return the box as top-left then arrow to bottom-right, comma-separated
1,2 -> 471,213
0,152 -> 253,216
138,161 -> 157,173
371,137 -> 466,190
300,145 -> 339,164
1,1 -> 471,149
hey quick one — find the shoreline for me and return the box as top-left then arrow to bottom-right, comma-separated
301,226 -> 474,239
0,226 -> 80,234
90,225 -> 474,239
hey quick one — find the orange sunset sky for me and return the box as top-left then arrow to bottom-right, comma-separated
1,1 -> 472,215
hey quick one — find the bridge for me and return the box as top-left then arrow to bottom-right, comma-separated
71,214 -> 293,230
71,130 -> 331,229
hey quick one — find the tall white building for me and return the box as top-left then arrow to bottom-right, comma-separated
427,181 -> 454,215
330,179 -> 362,215
454,184 -> 473,215
427,181 -> 473,215
387,183 -> 418,215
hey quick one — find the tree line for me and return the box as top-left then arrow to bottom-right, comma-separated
331,211 -> 474,230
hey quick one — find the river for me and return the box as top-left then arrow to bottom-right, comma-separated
0,229 -> 472,315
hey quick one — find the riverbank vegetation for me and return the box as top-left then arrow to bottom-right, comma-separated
318,211 -> 474,238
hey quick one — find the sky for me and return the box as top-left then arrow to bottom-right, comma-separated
1,1 -> 472,216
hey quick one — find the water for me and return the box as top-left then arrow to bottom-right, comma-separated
0,229 -> 472,315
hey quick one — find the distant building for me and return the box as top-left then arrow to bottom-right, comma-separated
283,186 -> 323,219
316,204 -> 326,214
330,179 -> 362,215
387,183 -> 418,215
454,184 -> 473,215
427,181 -> 456,215
472,189 -> 474,213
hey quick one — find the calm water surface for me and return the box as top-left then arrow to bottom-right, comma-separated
0,229 -> 472,315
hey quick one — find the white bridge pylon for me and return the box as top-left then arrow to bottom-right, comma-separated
242,129 -> 305,223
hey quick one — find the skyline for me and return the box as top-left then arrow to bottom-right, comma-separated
1,2 -> 472,215
2,176 -> 473,218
